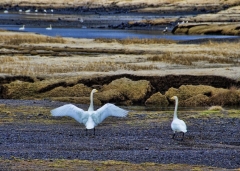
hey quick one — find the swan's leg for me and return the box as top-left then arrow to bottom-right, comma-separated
93,128 -> 95,136
85,129 -> 88,136
181,132 -> 185,140
172,133 -> 175,139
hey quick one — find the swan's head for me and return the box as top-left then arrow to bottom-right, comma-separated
171,96 -> 178,100
92,89 -> 98,94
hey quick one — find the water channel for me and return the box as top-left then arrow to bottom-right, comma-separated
0,12 -> 239,41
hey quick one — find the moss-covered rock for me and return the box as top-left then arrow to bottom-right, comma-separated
2,80 -> 38,99
145,92 -> 169,106
98,77 -> 152,105
183,94 -> 210,107
41,84 -> 91,98
210,89 -> 240,106
165,85 -> 215,100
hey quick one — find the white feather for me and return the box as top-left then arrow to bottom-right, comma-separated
51,89 -> 128,130
51,104 -> 89,124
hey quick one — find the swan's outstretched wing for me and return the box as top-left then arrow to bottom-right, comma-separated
92,103 -> 128,125
51,104 -> 89,124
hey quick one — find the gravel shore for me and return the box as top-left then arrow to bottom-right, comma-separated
0,99 -> 240,169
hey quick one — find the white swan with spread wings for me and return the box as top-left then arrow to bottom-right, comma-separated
51,89 -> 128,135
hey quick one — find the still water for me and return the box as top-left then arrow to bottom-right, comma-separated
0,12 -> 239,40
1,25 -> 238,41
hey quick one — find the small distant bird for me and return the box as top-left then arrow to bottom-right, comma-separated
46,24 -> 52,30
78,17 -> 84,23
43,9 -> 47,13
171,96 -> 187,140
19,25 -> 25,30
19,9 -> 22,13
25,9 -> 30,13
35,9 -> 38,13
51,89 -> 128,135
163,27 -> 168,33
51,9 -> 54,13
4,10 -> 8,13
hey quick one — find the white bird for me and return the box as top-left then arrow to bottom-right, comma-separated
79,17 -> 84,23
163,27 -> 168,33
43,9 -> 47,13
51,89 -> 128,135
19,9 -> 22,12
35,9 -> 38,13
51,9 -> 54,13
19,25 -> 25,30
46,24 -> 52,30
25,9 -> 30,13
170,96 -> 187,140
4,10 -> 8,13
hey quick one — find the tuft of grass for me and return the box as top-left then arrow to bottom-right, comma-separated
208,105 -> 224,111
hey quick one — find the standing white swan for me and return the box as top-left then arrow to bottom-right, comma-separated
19,25 -> 25,30
171,96 -> 187,140
51,89 -> 128,135
46,24 -> 52,30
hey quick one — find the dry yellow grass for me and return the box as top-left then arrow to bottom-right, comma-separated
0,31 -> 239,81
95,38 -> 176,45
0,0 -> 239,10
0,34 -> 65,45
208,105 -> 224,111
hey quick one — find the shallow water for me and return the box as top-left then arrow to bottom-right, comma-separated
0,12 -> 239,40
1,25 -> 238,41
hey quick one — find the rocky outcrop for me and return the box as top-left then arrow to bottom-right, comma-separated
172,23 -> 240,35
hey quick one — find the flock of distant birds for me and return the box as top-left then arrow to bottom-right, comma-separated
3,8 -> 188,35
3,8 -> 54,14
3,8 -> 85,31
3,8 -> 56,31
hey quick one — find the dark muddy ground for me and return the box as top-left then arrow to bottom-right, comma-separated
0,99 -> 240,170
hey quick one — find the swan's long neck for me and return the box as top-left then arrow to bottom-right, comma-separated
88,91 -> 94,111
173,98 -> 178,120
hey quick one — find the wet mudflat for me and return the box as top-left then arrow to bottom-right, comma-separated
0,100 -> 239,170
